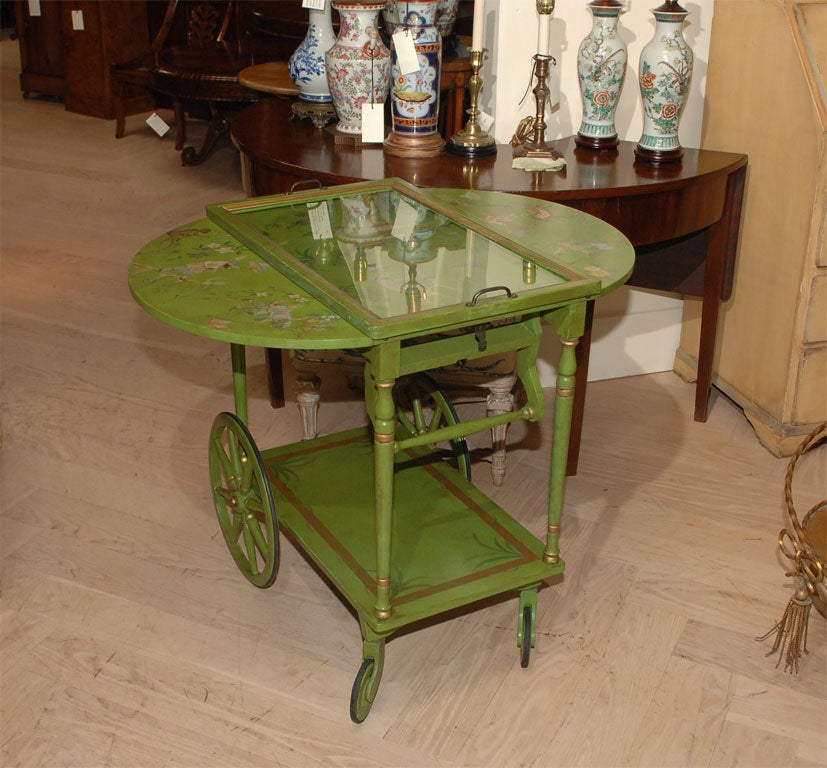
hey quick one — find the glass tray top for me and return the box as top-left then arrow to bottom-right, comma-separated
208,179 -> 605,339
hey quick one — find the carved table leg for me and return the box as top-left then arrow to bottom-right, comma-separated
486,381 -> 515,487
181,102 -> 230,166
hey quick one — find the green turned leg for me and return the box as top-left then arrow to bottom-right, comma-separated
545,338 -> 578,564
372,379 -> 396,620
230,343 -> 249,425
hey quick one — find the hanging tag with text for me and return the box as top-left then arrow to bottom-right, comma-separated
361,104 -> 385,143
302,0 -> 326,11
391,199 -> 418,241
307,201 -> 333,240
392,30 -> 419,75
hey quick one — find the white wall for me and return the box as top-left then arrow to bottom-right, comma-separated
476,0 -> 714,384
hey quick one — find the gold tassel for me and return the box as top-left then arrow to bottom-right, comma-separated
758,577 -> 812,674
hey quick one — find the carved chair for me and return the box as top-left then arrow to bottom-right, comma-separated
112,0 -> 259,164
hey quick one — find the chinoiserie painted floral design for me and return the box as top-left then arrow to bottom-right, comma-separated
637,5 -> 693,153
130,224 -> 354,344
326,2 -> 391,134
577,4 -> 627,142
288,2 -> 336,102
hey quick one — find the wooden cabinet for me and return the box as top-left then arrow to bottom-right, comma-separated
675,0 -> 827,455
14,0 -> 66,98
14,0 -> 154,119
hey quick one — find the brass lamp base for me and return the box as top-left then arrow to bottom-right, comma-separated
446,126 -> 497,158
291,101 -> 337,129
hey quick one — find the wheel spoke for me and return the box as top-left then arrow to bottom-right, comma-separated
412,398 -> 426,433
242,523 -> 259,575
428,403 -> 447,433
239,448 -> 254,491
246,515 -> 270,555
212,436 -> 235,479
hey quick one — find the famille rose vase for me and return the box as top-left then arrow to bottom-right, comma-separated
635,0 -> 693,163
288,1 -> 337,102
326,1 -> 391,135
384,0 -> 444,157
576,0 -> 627,150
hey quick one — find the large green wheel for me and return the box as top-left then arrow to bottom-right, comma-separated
395,374 -> 472,481
208,412 -> 279,588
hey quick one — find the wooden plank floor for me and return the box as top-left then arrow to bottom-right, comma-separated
2,40 -> 825,768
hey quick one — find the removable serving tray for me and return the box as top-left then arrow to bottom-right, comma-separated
207,179 -> 601,340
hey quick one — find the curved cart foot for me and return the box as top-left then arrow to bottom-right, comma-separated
518,589 -> 538,668
209,412 -> 280,588
395,373 -> 472,481
350,638 -> 385,723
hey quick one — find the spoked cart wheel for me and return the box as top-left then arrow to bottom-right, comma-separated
395,373 -> 472,481
209,412 -> 279,588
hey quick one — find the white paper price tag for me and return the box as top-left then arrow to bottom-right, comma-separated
307,201 -> 334,240
146,112 -> 170,137
361,103 -> 385,143
302,0 -> 326,10
392,30 -> 419,76
28,0 -> 41,16
478,110 -> 494,132
391,199 -> 418,241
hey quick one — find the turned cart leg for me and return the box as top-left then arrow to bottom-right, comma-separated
545,337 -> 578,565
230,343 -> 249,425
372,378 -> 396,621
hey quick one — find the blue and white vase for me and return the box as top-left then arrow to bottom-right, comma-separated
576,0 -> 627,150
384,0 -> 444,156
635,0 -> 693,163
288,1 -> 337,103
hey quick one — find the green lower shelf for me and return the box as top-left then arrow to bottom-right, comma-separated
262,427 -> 564,634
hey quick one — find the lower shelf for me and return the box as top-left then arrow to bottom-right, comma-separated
262,427 -> 564,634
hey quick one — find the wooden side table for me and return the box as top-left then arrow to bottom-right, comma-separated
230,97 -> 748,474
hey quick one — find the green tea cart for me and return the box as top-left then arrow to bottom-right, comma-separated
129,180 -> 634,722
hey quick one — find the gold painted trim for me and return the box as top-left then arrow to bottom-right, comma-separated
548,525 -> 560,534
375,433 -> 395,444
561,339 -> 579,347
556,387 -> 575,398
376,577 -> 390,588
375,609 -> 392,620
543,554 -> 560,564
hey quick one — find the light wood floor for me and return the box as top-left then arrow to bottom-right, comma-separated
1,39 -> 825,768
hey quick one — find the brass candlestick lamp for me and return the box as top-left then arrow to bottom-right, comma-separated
446,49 -> 497,158
511,0 -> 561,160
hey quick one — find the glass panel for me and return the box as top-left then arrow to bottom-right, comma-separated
233,189 -> 567,319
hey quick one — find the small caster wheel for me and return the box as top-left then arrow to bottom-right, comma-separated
350,658 -> 378,723
395,373 -> 472,481
520,605 -> 532,668
209,412 -> 279,588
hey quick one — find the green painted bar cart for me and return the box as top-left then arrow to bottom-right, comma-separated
129,179 -> 634,722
